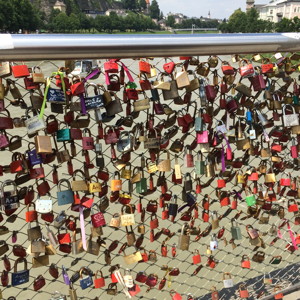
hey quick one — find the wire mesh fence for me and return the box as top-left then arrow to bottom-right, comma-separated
0,51 -> 299,300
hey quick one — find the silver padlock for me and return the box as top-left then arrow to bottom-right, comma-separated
123,269 -> 134,288
210,234 -> 218,251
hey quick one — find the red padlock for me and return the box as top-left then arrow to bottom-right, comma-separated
239,284 -> 249,298
25,203 -> 37,222
241,255 -> 251,269
193,250 -> 201,264
202,195 -> 210,210
220,193 -> 230,207
211,286 -> 219,300
161,241 -> 167,257
150,213 -> 159,229
170,290 -> 182,300
136,271 -> 148,283
162,205 -> 169,220
163,61 -> 175,74
91,204 -> 106,228
57,229 -> 71,244
82,128 -> 94,150
202,210 -> 209,222
217,178 -> 226,188
280,173 -> 291,186
288,199 -> 299,212
94,270 -> 105,288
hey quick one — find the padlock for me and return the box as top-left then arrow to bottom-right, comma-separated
1,180 -> 19,211
25,203 -> 37,223
169,195 -> 178,222
111,172 -> 122,192
192,249 -> 201,264
223,272 -> 234,288
241,255 -> 250,269
210,234 -> 218,251
94,270 -> 105,288
57,179 -> 74,206
239,284 -> 249,298
211,211 -> 219,229
184,173 -> 193,192
231,219 -> 242,240
178,223 -> 190,250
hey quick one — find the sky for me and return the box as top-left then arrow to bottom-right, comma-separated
157,0 -> 270,20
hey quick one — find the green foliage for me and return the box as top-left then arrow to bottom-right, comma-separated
123,0 -> 138,10
139,0 -> 147,10
0,0 -> 41,32
166,15 -> 175,27
150,0 -> 160,19
275,17 -> 300,32
94,11 -> 158,32
174,17 -> 219,29
219,8 -> 275,33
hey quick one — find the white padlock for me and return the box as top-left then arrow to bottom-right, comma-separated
223,272 -> 234,288
123,269 -> 134,288
210,234 -> 218,251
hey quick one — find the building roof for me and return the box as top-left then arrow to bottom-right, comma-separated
54,0 -> 66,7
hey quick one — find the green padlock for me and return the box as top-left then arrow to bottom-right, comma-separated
57,123 -> 71,142
136,169 -> 147,194
195,151 -> 205,175
231,219 -> 242,240
245,187 -> 256,207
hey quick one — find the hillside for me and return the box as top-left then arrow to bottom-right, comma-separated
31,0 -> 123,17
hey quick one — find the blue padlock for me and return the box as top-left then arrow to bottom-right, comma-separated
57,179 -> 74,206
79,268 -> 93,290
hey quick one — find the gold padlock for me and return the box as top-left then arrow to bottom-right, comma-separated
34,135 -> 52,154
147,161 -> 158,174
137,223 -> 145,234
121,163 -> 132,179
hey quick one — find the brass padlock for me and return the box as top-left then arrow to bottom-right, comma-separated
137,223 -> 145,234
31,239 -> 46,253
178,223 -> 190,250
34,135 -> 52,154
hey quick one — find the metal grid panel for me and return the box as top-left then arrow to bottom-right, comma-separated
0,54 -> 299,300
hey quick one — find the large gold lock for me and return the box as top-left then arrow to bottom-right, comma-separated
147,160 -> 158,173
196,63 -> 210,77
34,135 -> 52,154
121,163 -> 132,179
88,175 -> 102,193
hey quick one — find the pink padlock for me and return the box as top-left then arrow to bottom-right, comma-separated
280,172 -> 291,187
0,133 -> 9,149
82,128 -> 94,150
197,130 -> 209,144
184,146 -> 194,168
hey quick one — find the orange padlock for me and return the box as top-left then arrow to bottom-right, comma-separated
111,171 -> 122,192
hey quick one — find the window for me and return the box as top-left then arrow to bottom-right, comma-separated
295,8 -> 297,12
270,9 -> 273,14
298,7 -> 300,12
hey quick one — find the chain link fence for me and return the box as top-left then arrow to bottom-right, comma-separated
0,51 -> 299,300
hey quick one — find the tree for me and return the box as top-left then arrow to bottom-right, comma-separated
123,0 -> 138,10
166,15 -> 175,27
219,8 -> 273,33
139,0 -> 147,10
150,0 -> 160,19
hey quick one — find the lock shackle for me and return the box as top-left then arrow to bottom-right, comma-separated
79,267 -> 89,278
14,257 -> 27,273
58,178 -> 72,192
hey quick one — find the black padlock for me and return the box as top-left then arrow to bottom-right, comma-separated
70,271 -> 80,283
96,153 -> 104,168
169,195 -> 178,222
184,173 -> 193,192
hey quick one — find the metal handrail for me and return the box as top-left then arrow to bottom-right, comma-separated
1,33 -> 300,61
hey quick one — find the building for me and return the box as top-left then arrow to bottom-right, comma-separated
53,0 -> 66,13
105,9 -> 127,17
247,0 -> 300,22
